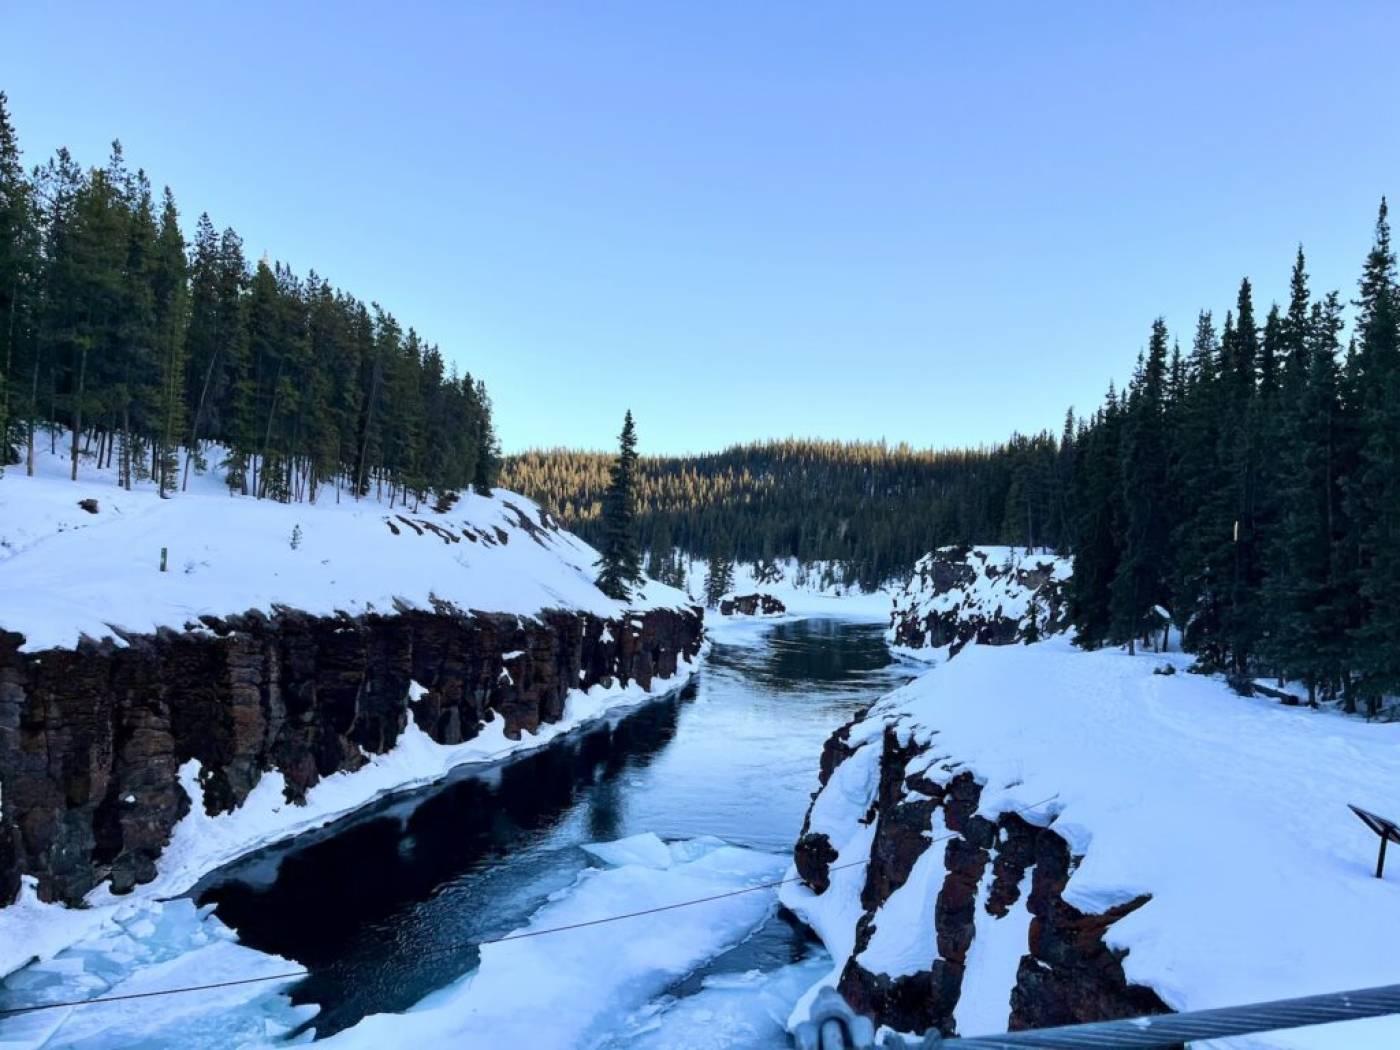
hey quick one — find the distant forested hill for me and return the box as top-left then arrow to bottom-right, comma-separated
502,435 -> 1075,589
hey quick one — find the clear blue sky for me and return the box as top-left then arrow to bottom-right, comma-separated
5,2 -> 1398,454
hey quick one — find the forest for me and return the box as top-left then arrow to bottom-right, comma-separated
503,433 -> 1073,590
1068,204 -> 1400,713
0,93 -> 498,508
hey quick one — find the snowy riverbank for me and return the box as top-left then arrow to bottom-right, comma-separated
781,635 -> 1400,1047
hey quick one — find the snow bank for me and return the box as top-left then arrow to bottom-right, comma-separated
0,443 -> 689,653
682,556 -> 895,621
786,636 -> 1400,1046
321,835 -> 788,1050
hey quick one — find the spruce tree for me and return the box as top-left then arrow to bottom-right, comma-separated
595,410 -> 644,600
1110,320 -> 1171,651
1351,200 -> 1400,710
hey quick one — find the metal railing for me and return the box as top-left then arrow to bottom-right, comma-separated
794,983 -> 1400,1048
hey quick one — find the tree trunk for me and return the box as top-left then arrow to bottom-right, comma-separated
70,347 -> 87,482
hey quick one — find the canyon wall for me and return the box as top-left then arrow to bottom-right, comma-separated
887,545 -> 1071,657
0,604 -> 703,907
793,723 -> 1171,1036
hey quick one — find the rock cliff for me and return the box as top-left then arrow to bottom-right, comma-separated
887,546 -> 1071,659
0,604 -> 702,907
791,724 -> 1169,1036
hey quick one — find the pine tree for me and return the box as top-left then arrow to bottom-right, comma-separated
1169,312 -> 1225,662
1264,292 -> 1344,701
471,380 -> 498,497
595,410 -> 644,600
0,94 -> 42,473
1067,385 -> 1124,648
1110,319 -> 1171,651
1350,200 -> 1400,711
150,187 -> 186,495
703,544 -> 735,608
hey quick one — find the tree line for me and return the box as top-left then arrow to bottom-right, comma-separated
504,433 -> 1074,591
0,93 -> 499,507
1068,203 -> 1399,714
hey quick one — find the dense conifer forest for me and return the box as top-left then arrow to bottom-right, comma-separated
0,94 -> 498,507
1068,205 -> 1400,713
503,433 -> 1073,590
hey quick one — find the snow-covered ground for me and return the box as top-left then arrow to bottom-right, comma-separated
681,556 -> 895,622
0,441 -> 688,653
782,636 -> 1400,1047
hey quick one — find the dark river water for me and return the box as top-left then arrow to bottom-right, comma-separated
194,617 -> 905,1041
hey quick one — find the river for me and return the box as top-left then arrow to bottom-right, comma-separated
194,616 -> 905,1046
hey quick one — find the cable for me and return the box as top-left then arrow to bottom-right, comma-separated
0,794 -> 1060,1020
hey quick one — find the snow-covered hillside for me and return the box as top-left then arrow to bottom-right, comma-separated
681,556 -> 895,619
887,545 -> 1072,661
782,636 -> 1400,1046
0,445 -> 689,652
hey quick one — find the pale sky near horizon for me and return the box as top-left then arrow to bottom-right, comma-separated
5,2 -> 1399,454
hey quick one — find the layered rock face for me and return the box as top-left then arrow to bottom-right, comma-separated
0,605 -> 702,907
793,723 -> 1170,1037
718,593 -> 786,616
888,546 -> 1071,658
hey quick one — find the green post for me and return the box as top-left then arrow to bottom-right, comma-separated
160,547 -> 168,573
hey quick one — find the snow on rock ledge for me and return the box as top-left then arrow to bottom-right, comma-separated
783,637 -> 1400,1045
887,546 -> 1071,661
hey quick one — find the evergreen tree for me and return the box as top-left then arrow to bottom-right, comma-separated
1169,312 -> 1225,662
1264,292 -> 1344,701
1109,320 -> 1171,651
471,379 -> 498,496
703,544 -> 736,608
1350,200 -> 1400,711
1066,385 -> 1124,648
595,410 -> 644,600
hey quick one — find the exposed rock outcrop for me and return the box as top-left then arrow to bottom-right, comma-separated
888,546 -> 1071,659
719,593 -> 786,617
792,718 -> 1171,1038
0,604 -> 702,907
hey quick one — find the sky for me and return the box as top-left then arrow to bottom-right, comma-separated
5,2 -> 1399,455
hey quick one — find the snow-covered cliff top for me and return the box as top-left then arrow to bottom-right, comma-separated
887,545 -> 1072,659
784,636 -> 1400,1046
0,446 -> 689,652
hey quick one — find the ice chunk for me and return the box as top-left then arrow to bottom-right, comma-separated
0,898 -> 314,1049
582,832 -> 675,870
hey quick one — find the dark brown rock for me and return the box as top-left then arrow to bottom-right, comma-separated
719,593 -> 786,616
794,715 -> 1173,1039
